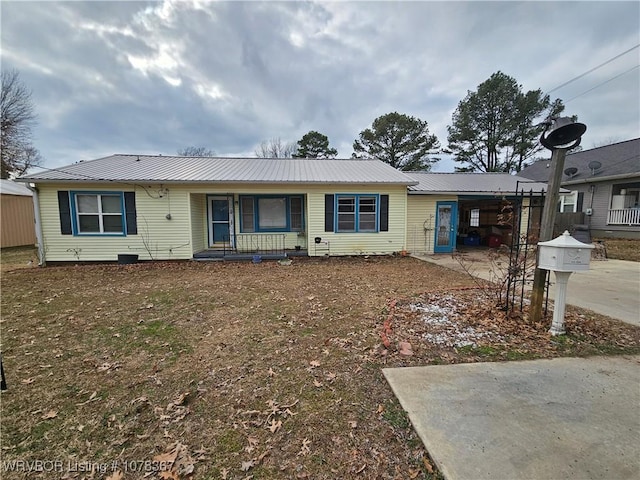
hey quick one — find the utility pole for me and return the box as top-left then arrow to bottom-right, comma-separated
529,147 -> 570,323
529,117 -> 586,324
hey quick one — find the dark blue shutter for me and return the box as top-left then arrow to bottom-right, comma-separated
380,195 -> 389,232
124,192 -> 137,235
577,192 -> 584,212
57,191 -> 72,235
324,194 -> 334,232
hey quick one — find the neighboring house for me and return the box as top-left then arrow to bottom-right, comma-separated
404,173 -> 550,254
17,155 -> 415,263
17,155 -> 553,264
0,179 -> 37,248
519,138 -> 640,239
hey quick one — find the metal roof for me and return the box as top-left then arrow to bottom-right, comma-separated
17,154 -> 418,185
406,172 -> 550,195
519,138 -> 640,184
1,179 -> 33,196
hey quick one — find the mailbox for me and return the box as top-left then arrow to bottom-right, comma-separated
538,231 -> 594,272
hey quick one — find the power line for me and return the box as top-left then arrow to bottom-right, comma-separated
564,64 -> 639,103
547,43 -> 639,94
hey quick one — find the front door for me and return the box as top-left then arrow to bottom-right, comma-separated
434,201 -> 457,253
208,196 -> 234,247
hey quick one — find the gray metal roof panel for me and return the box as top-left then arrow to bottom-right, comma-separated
406,172 -> 549,194
18,155 -> 418,185
519,138 -> 640,183
0,179 -> 33,196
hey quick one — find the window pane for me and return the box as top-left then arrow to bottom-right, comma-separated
338,197 -> 355,213
241,197 -> 255,232
470,209 -> 480,227
338,214 -> 355,231
258,198 -> 287,229
101,195 -> 122,213
77,195 -> 98,213
78,215 -> 100,232
290,197 -> 303,230
359,197 -> 376,213
359,214 -> 376,231
103,215 -> 123,233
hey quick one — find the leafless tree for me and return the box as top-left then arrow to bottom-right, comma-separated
254,137 -> 296,158
1,69 -> 43,178
177,146 -> 215,157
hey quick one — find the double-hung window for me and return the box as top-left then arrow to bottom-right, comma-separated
240,195 -> 304,233
73,192 -> 125,235
336,194 -> 378,232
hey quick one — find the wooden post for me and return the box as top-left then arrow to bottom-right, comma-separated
529,147 -> 570,323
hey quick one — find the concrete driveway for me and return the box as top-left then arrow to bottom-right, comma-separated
414,251 -> 640,326
384,355 -> 640,480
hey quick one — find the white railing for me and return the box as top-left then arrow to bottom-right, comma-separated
607,208 -> 640,225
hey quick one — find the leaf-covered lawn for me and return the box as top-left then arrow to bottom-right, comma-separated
1,256 -> 638,479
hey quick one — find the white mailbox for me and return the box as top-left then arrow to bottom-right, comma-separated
538,230 -> 594,272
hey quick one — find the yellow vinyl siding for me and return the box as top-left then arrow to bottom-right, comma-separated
189,193 -> 206,253
406,194 -> 458,254
38,184 -> 193,261
37,182 -> 409,261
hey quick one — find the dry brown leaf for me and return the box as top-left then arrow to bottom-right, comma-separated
21,378 -> 34,384
409,468 -> 420,479
376,404 -> 385,415
240,459 -> 254,471
348,420 -> 358,429
355,464 -> 366,474
298,438 -> 311,456
423,457 -> 434,474
313,379 -> 323,388
309,360 -> 320,368
268,419 -> 282,433
41,410 -> 58,420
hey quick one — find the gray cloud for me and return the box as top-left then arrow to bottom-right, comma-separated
2,1 -> 638,171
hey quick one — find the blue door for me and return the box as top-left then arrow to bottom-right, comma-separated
434,201 -> 458,253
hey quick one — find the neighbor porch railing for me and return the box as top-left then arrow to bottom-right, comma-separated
607,208 -> 640,225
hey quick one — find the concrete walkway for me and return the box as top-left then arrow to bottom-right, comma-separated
413,251 -> 640,326
384,355 -> 640,480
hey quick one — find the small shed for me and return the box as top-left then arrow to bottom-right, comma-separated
1,179 -> 36,248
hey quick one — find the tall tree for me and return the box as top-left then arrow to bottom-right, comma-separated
177,146 -> 215,156
447,71 -> 565,173
1,69 -> 43,178
293,131 -> 338,158
255,137 -> 296,158
352,112 -> 440,171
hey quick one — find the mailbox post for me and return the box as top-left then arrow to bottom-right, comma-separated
537,231 -> 595,335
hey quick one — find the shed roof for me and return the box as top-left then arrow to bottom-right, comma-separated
406,172 -> 550,195
17,155 -> 417,185
519,138 -> 640,184
1,179 -> 33,196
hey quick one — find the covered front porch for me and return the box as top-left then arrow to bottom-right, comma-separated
189,191 -> 310,259
192,233 -> 309,261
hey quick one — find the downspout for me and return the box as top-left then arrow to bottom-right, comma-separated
27,184 -> 46,266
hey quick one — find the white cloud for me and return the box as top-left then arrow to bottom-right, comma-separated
1,1 -> 638,168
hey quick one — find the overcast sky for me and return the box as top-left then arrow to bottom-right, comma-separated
2,1 -> 639,172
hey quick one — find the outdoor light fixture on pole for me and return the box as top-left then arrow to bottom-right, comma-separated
529,117 -> 587,324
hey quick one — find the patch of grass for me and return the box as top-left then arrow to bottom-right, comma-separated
594,238 -> 640,262
1,256 -> 637,479
1,245 -> 37,272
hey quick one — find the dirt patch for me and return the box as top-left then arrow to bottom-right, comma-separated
1,256 -> 638,479
594,237 -> 640,262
